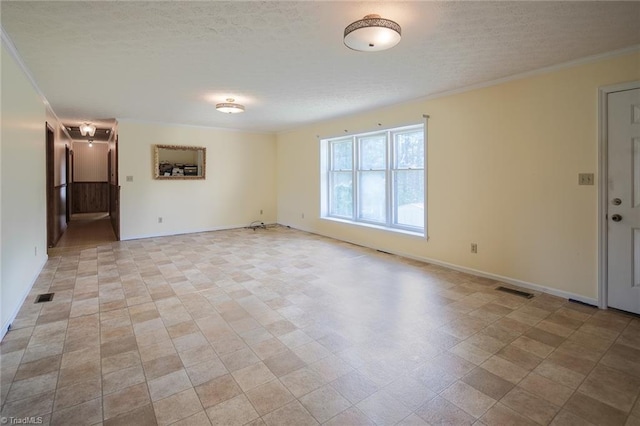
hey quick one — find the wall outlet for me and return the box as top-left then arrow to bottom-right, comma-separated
260,209 -> 263,215
34,246 -> 37,256
126,176 -> 133,182
158,217 -> 163,224
301,213 -> 305,219
471,243 -> 478,254
578,173 -> 594,185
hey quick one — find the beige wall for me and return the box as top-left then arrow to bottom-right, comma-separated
276,52 -> 640,302
118,121 -> 277,240
1,43 -> 48,335
73,141 -> 109,182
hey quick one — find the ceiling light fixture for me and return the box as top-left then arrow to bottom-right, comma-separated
344,14 -> 401,52
216,98 -> 245,114
79,123 -> 96,137
88,139 -> 93,148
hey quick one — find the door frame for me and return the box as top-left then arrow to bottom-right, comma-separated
598,80 -> 640,309
45,122 -> 55,248
65,145 -> 71,224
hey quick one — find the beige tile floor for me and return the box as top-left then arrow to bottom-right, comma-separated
52,212 -> 117,251
1,225 -> 639,425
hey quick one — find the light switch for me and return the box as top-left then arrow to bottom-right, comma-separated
578,173 -> 594,186
126,176 -> 133,182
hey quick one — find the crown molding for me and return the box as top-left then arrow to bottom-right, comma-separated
2,25 -> 74,140
417,44 -> 640,104
116,118 -> 276,136
278,45 -> 640,135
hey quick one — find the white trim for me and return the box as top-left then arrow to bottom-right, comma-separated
417,45 -> 640,106
423,114 -> 430,241
120,222 -> 277,241
116,118 -> 276,136
1,26 -> 48,107
598,80 -> 640,310
391,250 -> 598,307
320,217 -> 425,239
322,124 -> 426,234
286,225 -> 598,306
0,257 -> 48,340
279,45 -> 640,135
2,26 -> 74,141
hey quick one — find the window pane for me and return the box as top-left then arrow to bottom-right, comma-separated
394,131 -> 424,169
358,171 -> 386,223
359,135 -> 386,170
331,140 -> 352,170
330,171 -> 353,217
394,170 -> 424,228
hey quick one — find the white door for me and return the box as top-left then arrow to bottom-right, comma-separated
608,87 -> 640,314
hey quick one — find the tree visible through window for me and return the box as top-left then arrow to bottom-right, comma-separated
324,124 -> 425,234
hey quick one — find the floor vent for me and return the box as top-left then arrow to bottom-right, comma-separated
495,286 -> 534,299
35,293 -> 54,303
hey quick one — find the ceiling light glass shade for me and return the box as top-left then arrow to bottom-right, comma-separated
79,123 -> 96,137
344,14 -> 401,52
216,98 -> 245,114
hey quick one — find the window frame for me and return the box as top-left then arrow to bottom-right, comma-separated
323,123 -> 426,236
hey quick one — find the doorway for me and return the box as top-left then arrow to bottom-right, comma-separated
45,123 -> 55,248
49,123 -> 121,253
599,82 -> 640,315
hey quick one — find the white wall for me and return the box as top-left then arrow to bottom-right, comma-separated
1,43 -> 48,336
276,51 -> 640,303
118,121 -> 277,240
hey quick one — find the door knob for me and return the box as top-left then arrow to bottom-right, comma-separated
612,198 -> 622,206
611,214 -> 622,222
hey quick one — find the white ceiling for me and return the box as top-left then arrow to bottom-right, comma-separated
2,1 -> 639,133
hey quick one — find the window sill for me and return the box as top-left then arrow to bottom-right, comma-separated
320,216 -> 427,239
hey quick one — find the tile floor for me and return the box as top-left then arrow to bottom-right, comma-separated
52,212 -> 117,250
1,226 -> 639,425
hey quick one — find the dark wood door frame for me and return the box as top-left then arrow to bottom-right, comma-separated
45,123 -> 55,248
110,134 -> 120,240
107,149 -> 112,214
65,145 -> 71,224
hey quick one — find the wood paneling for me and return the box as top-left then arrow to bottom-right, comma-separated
73,142 -> 108,182
73,182 -> 108,213
109,184 -> 120,240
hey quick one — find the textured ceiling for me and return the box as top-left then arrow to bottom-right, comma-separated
2,1 -> 639,133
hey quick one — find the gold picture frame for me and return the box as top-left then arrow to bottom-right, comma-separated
154,144 -> 206,180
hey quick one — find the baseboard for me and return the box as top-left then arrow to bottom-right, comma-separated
392,250 -> 599,306
1,256 -> 48,341
282,223 -> 599,307
121,222 -> 278,241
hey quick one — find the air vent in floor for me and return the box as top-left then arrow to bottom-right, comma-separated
495,286 -> 534,299
35,293 -> 54,303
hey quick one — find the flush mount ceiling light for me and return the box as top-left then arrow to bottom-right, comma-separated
216,98 -> 245,114
79,123 -> 96,137
344,14 -> 401,52
88,139 -> 93,148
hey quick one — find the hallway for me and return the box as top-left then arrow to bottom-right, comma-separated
49,213 -> 116,256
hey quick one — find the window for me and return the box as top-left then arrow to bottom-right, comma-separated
323,124 -> 425,235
